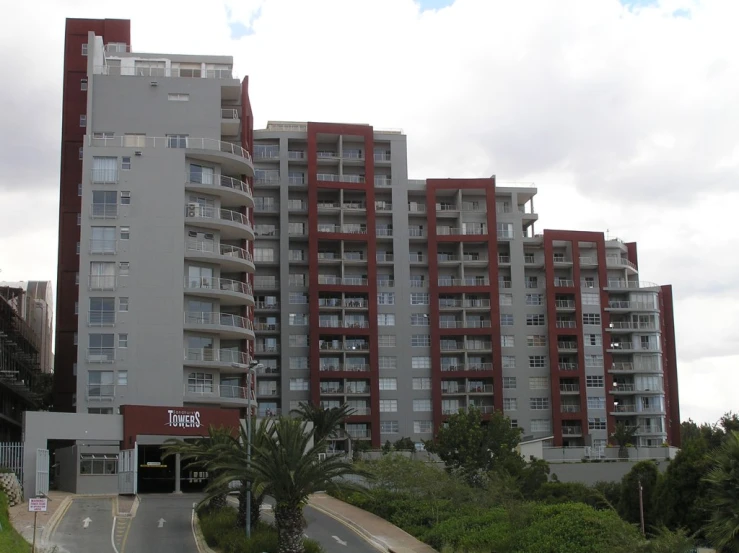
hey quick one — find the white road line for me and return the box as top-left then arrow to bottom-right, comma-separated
111,516 -> 119,553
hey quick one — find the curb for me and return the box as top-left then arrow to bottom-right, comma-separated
39,495 -> 73,545
307,501 -> 389,552
192,510 -> 217,553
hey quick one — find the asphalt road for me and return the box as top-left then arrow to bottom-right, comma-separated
231,496 -> 379,553
122,494 -> 203,553
52,497 -> 115,553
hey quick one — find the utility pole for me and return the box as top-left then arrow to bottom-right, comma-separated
638,478 -> 645,536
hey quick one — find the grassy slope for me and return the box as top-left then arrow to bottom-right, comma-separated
0,491 -> 30,553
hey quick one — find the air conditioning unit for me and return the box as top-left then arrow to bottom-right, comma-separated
187,202 -> 200,218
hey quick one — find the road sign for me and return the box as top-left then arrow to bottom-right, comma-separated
28,498 -> 48,512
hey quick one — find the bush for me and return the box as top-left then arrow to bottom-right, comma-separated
0,491 -> 30,553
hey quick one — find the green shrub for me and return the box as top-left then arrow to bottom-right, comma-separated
303,538 -> 324,553
0,467 -> 14,474
0,491 -> 30,553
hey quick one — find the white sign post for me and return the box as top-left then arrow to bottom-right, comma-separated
28,497 -> 48,553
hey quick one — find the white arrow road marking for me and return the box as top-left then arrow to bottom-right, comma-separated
158,518 -> 166,528
332,535 -> 347,546
83,517 -> 92,529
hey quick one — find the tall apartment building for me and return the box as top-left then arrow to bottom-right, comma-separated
251,121 -> 680,449
53,20 -> 256,418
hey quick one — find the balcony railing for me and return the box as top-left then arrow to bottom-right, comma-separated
86,384 -> 115,399
90,204 -> 118,219
376,228 -> 393,237
319,364 -> 370,372
438,278 -> 490,287
254,277 -> 279,288
561,405 -> 581,413
608,321 -> 658,331
87,348 -> 115,363
254,322 -> 280,331
562,426 -> 583,435
557,342 -> 578,351
318,276 -> 368,286
95,65 -> 234,79
88,311 -> 116,326
606,256 -> 637,270
184,312 -> 254,331
374,176 -> 391,187
184,348 -> 250,366
556,320 -> 577,328
554,279 -> 575,287
184,277 -> 252,297
186,173 -> 253,197
88,275 -> 117,291
255,300 -> 279,309
465,299 -> 491,308
255,343 -> 280,353
560,384 -> 580,392
185,205 -> 252,228
409,227 -> 427,237
607,301 -> 657,310
555,300 -> 576,309
558,363 -> 578,371
467,384 -> 494,393
89,239 -> 117,254
221,108 -> 239,120
606,280 -> 659,290
613,384 -> 636,392
185,240 -> 254,263
88,135 -> 251,162
347,428 -> 371,438
441,363 -> 493,372
376,253 -> 394,262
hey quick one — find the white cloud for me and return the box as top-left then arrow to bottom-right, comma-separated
1,0 -> 737,423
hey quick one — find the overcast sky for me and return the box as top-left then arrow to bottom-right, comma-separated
1,0 -> 736,425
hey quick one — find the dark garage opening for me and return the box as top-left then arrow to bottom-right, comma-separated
137,444 -> 210,494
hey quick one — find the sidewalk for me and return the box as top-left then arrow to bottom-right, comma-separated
8,490 -> 74,545
308,493 -> 438,553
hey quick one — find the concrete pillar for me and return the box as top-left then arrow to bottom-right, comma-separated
174,453 -> 181,493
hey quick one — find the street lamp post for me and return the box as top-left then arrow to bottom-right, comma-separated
246,360 -> 263,539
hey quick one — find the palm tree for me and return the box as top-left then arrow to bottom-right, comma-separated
210,417 -> 367,553
611,421 -> 638,459
162,425 -> 237,510
703,430 -> 739,552
291,401 -> 355,446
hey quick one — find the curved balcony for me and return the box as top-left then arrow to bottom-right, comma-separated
186,173 -> 254,208
88,135 -> 253,176
606,256 -> 638,272
183,384 -> 253,407
184,277 -> 254,306
604,280 -> 659,291
185,205 -> 254,241
184,240 -> 255,273
184,348 -> 251,373
183,311 -> 255,339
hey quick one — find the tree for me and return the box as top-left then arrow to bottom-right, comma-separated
393,437 -> 415,451
611,421 -> 638,459
424,407 -> 524,484
211,417 -> 367,553
703,430 -> 739,552
618,460 -> 661,531
291,401 -> 354,449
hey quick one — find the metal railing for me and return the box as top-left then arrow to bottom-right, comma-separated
579,256 -> 597,265
613,384 -> 636,392
374,176 -> 391,187
376,253 -> 393,262
221,108 -> 239,120
95,65 -> 234,79
184,348 -> 250,366
88,135 -> 251,162
560,384 -> 580,392
88,276 -> 117,290
342,202 -> 366,210
318,275 -> 368,286
86,384 -> 115,398
554,279 -> 575,287
90,204 -> 118,219
606,280 -> 659,290
184,277 -> 252,297
558,363 -> 578,371
255,300 -> 279,309
88,311 -> 116,326
254,323 -> 280,331
255,344 -> 280,353
556,320 -> 577,328
87,348 -> 115,363
562,426 -> 583,435
467,384 -> 494,393
319,364 -> 370,372
185,205 -> 252,229
608,321 -> 657,331
186,173 -> 253,197
184,240 -> 254,263
441,363 -> 493,372
89,239 -> 117,254
465,299 -> 491,308
555,300 -> 576,308
288,150 -> 305,159
561,405 -> 581,413
606,256 -> 637,270
374,152 -> 391,161
557,342 -> 578,351
253,149 -> 280,159
184,311 -> 254,331
438,278 -> 490,286
409,227 -> 427,237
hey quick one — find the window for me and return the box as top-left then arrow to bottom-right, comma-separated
413,399 -> 432,412
121,156 -> 131,171
526,314 -> 545,326
289,313 -> 308,326
255,248 -> 275,262
88,369 -> 114,396
81,43 -> 88,56
289,335 -> 308,347
586,334 -> 602,346
119,262 -> 129,276
378,314 -> 395,326
497,222 -> 514,238
380,421 -> 399,434
411,334 -> 431,347
118,334 -> 128,348
92,156 -> 118,183
410,293 -> 429,305
510,419 -> 519,429
289,378 -> 309,391
74,332 -> 78,345
582,277 -> 596,288
527,335 -> 547,347
378,292 -> 395,305
414,420 -> 433,433
80,453 -> 118,475
588,418 -> 607,430
88,408 -> 113,415
410,313 -> 429,326
78,183 -> 82,196
503,377 -> 517,389
378,335 -> 396,348
379,399 -> 398,412
529,376 -> 549,389
188,372 -> 213,393
413,377 -> 431,390
289,293 -> 308,304
117,371 -> 128,386
379,356 -> 397,369
119,226 -> 130,240
74,301 -> 79,315
587,396 -> 606,409
80,78 -> 88,91
379,378 -> 397,390
79,147 -> 84,160
529,356 -> 547,368
79,115 -> 87,128
585,354 -> 604,368
531,419 -> 552,433
76,213 -> 81,226
168,93 -> 190,101
92,190 -> 117,219
502,355 -> 516,369
503,398 -> 518,411
76,241 -> 80,254
525,293 -> 543,305
412,356 -> 431,369
88,334 -> 115,362
90,226 -> 116,253
530,397 -> 550,410
586,376 -> 605,388
581,292 -> 600,305
89,297 -> 115,325
526,276 -> 539,289
500,314 -> 514,326
289,357 -> 308,370
167,134 -> 188,148
501,335 -> 515,347
75,272 -> 79,285
499,294 -> 513,306
583,313 -> 601,325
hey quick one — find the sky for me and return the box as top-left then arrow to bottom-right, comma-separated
0,0 -> 736,425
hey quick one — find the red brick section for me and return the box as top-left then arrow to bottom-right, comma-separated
53,19 -> 131,412
120,404 -> 240,449
427,178 -> 501,432
626,242 -> 639,269
543,230 -> 612,446
306,123 -> 380,446
660,285 -> 680,446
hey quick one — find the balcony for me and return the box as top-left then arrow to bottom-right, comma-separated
607,321 -> 658,332
255,343 -> 280,354
319,364 -> 370,373
317,173 -> 365,184
253,148 -> 280,161
467,384 -> 494,393
347,428 -> 371,438
184,385 -> 252,407
89,135 -> 253,176
255,300 -> 279,310
318,276 -> 368,286
184,311 -> 255,339
607,342 -> 661,353
606,300 -> 659,312
437,278 -> 490,287
254,322 -> 280,332
436,226 -> 488,236
257,388 -> 279,397
409,227 -> 427,238
374,176 -> 391,187
579,256 -> 597,266
90,204 -> 118,219
86,384 -> 115,400
557,341 -> 578,352
562,426 -> 583,436
185,241 -> 255,272
87,348 -> 115,363
554,279 -> 575,288
345,386 -> 370,395
611,384 -> 636,393
88,275 -> 117,291
186,173 -> 253,207
439,320 -> 492,329
89,239 -> 117,255
319,387 -> 344,395
288,150 -> 305,160
254,202 -> 280,213
374,152 -> 391,162
441,363 -> 493,372
185,205 -> 254,240
605,280 -> 659,290
464,299 -> 491,309
555,300 -> 576,310
376,253 -> 394,263
184,348 -> 251,371
606,256 -> 637,271
376,228 -> 393,238
561,405 -> 581,413
343,201 -> 366,211
221,108 -> 240,135
497,255 -> 510,264
559,383 -> 580,394
87,310 -> 116,327
184,277 -> 254,306
555,320 -> 577,329
318,319 -> 370,329
558,363 -> 578,371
